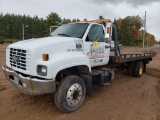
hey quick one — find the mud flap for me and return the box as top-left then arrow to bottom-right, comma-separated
80,74 -> 92,97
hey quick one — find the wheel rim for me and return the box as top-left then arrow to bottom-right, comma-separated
66,83 -> 82,107
139,65 -> 143,75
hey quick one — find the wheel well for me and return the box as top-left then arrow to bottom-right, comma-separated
55,65 -> 90,82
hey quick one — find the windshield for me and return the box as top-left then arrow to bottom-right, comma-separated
50,23 -> 89,38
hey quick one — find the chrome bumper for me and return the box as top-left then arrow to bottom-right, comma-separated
2,66 -> 56,95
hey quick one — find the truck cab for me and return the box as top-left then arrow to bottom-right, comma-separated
50,21 -> 112,67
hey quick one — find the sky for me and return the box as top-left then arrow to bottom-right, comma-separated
0,0 -> 160,41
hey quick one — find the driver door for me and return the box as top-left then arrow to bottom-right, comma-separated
84,24 -> 110,67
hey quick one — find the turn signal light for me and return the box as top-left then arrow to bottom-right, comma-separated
42,54 -> 49,61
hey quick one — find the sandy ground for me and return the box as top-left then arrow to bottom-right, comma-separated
0,44 -> 160,120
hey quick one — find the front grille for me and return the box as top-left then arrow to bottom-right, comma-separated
10,48 -> 27,70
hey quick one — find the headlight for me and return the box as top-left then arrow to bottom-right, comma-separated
37,65 -> 47,76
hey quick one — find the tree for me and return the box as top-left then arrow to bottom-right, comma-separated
116,18 -> 123,28
146,33 -> 156,43
119,19 -> 134,45
45,12 -> 62,36
72,19 -> 77,22
46,12 -> 61,26
125,16 -> 143,41
99,16 -> 104,19
83,18 -> 87,21
62,18 -> 71,24
0,12 -> 153,46
76,19 -> 80,22
0,13 -> 6,40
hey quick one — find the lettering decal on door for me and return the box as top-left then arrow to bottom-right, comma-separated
86,46 -> 104,59
94,58 -> 103,63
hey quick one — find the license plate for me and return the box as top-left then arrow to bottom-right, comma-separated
14,76 -> 19,85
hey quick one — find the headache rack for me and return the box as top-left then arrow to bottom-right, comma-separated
82,18 -> 111,23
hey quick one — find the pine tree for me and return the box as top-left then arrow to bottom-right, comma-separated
45,12 -> 62,36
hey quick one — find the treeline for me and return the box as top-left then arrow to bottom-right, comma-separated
0,12 -> 156,46
0,13 -> 45,40
113,16 -> 156,46
0,12 -> 80,41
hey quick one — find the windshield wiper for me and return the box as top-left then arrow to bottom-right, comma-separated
58,33 -> 71,37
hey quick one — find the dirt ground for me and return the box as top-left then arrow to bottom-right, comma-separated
0,44 -> 160,120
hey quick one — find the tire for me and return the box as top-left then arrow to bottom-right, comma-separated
128,62 -> 136,76
143,62 -> 146,73
133,61 -> 144,78
54,75 -> 86,112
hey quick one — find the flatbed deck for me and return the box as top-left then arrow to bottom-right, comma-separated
110,52 -> 155,63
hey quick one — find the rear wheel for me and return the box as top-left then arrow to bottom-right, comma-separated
54,75 -> 86,112
134,61 -> 144,77
128,62 -> 136,76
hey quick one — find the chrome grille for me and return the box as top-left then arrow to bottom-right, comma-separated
10,48 -> 27,70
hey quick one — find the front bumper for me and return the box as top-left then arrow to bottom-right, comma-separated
2,66 -> 56,95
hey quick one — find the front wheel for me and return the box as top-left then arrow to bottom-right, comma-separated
54,75 -> 86,112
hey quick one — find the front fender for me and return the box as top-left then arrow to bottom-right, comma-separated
36,53 -> 91,79
52,54 -> 91,79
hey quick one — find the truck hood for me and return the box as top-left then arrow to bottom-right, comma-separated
8,36 -> 81,50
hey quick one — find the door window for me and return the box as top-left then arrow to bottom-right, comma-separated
86,24 -> 104,42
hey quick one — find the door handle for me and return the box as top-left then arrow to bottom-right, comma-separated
105,45 -> 110,49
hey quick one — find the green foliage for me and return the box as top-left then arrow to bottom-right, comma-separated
62,18 -> 71,24
0,12 -> 156,47
46,12 -> 62,26
0,13 -> 45,41
118,19 -> 134,46
62,18 -> 79,24
45,12 -> 62,36
72,19 -> 77,22
76,19 -> 80,22
125,16 -> 143,31
0,12 -> 81,41
113,16 -> 155,46
99,16 -> 104,19
84,18 -> 87,21
125,16 -> 143,41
